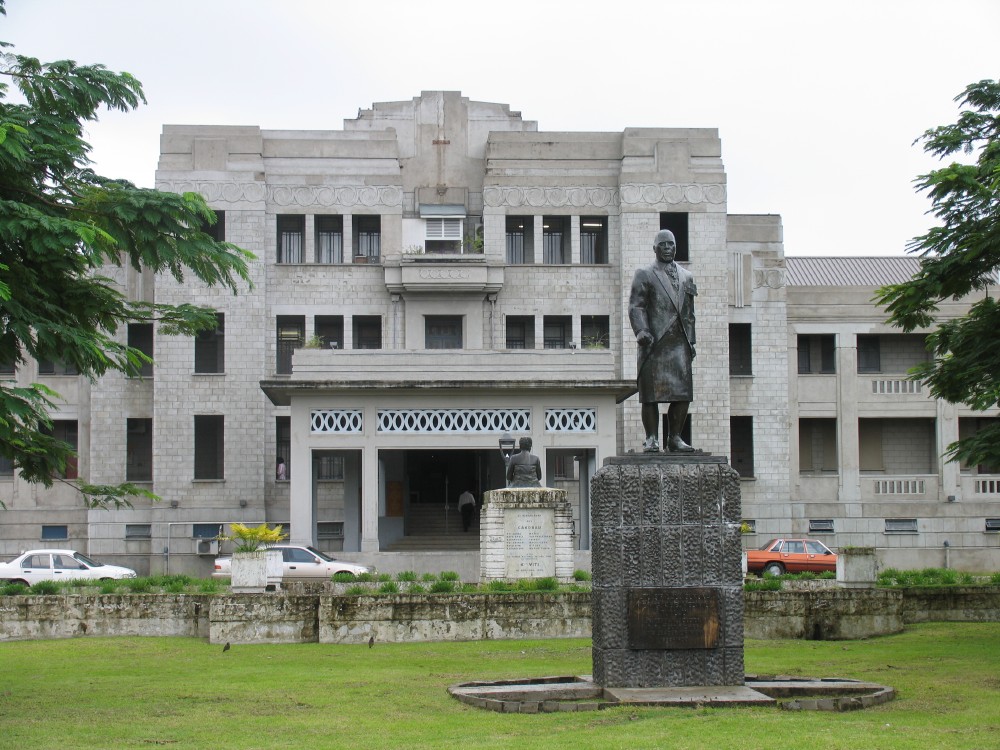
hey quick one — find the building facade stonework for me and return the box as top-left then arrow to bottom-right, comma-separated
1,92 -> 997,575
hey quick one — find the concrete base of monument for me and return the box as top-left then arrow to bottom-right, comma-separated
448,675 -> 896,713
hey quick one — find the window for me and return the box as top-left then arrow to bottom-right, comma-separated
353,216 -> 381,261
128,323 -> 154,378
799,418 -> 838,473
986,518 -> 1000,533
959,418 -> 1000,474
543,315 -> 571,349
125,524 -> 152,540
202,209 -> 225,242
425,316 -> 463,349
659,212 -> 689,262
318,522 -> 345,539
277,215 -> 305,263
729,323 -> 752,376
580,216 -> 608,264
192,523 -> 222,539
505,216 -> 533,264
581,315 -> 610,349
542,216 -> 569,263
41,525 -> 68,541
315,215 -> 343,263
797,334 -> 836,374
195,313 -> 225,373
126,418 -> 153,482
425,217 -> 463,254
730,416 -> 755,478
0,358 -> 14,376
551,454 -> 576,480
317,455 -> 344,480
276,316 -> 305,374
808,519 -> 835,534
0,453 -> 13,477
276,416 -> 290,481
741,519 -> 757,534
885,518 -> 918,534
193,415 -> 224,480
42,420 -> 78,478
352,316 -> 381,350
314,316 -> 344,350
506,316 -> 534,350
857,335 -> 881,373
37,358 -> 78,376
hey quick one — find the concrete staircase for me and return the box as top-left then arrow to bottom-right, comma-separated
384,503 -> 480,551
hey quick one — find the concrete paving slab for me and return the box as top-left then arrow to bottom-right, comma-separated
603,685 -> 775,707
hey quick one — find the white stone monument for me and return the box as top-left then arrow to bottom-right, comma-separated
480,488 -> 575,582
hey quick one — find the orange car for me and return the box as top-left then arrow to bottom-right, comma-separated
746,538 -> 837,577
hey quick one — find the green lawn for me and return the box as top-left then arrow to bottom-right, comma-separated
1,622 -> 997,749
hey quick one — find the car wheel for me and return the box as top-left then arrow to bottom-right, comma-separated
763,562 -> 784,577
7,579 -> 29,587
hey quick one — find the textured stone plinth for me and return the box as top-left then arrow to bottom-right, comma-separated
591,454 -> 744,687
480,488 -> 574,582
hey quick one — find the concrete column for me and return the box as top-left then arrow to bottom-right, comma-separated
360,444 -> 380,551
304,215 -> 315,263
343,215 -> 354,260
343,315 -> 354,350
532,216 -> 543,264
288,405 -> 315,547
570,216 -> 581,264
837,335 -> 861,503
937,400 -> 961,501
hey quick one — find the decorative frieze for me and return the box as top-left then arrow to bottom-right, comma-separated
155,181 -> 403,208
376,408 -> 530,434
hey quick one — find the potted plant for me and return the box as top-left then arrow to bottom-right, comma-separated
221,523 -> 287,593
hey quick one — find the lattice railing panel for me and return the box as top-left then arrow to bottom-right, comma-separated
377,408 -> 530,434
544,408 -> 597,432
311,410 -> 364,433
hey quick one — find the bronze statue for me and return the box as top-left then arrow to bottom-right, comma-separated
506,437 -> 542,488
629,229 -> 696,453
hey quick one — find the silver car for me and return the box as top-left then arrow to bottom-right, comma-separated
0,549 -> 137,585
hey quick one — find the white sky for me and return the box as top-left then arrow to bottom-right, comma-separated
3,0 -> 997,256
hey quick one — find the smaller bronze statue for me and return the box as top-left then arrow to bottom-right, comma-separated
506,437 -> 542,488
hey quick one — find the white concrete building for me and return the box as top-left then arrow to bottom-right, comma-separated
1,92 -> 997,575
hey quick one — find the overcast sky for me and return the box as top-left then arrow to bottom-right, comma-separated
4,0 -> 997,256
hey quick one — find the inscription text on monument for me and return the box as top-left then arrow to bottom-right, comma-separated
627,587 -> 721,650
503,508 -> 555,578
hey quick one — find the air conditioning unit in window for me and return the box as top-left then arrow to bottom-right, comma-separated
196,539 -> 219,556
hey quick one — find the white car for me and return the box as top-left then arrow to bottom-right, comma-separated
0,549 -> 137,586
212,545 -> 372,581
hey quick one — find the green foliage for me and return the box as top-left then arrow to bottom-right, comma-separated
28,579 -> 59,595
0,20 -> 254,508
420,572 -> 438,583
406,583 -> 426,594
460,582 -> 478,593
98,581 -> 118,595
0,581 -> 28,595
197,578 -> 223,593
332,571 -> 356,583
219,523 -> 287,553
343,585 -> 368,596
878,567 -> 982,587
818,571 -> 836,580
572,569 -> 591,582
355,572 -> 376,583
533,576 -> 559,591
744,578 -> 782,591
876,79 -> 1000,469
428,580 -> 455,594
395,570 -> 417,582
377,581 -> 399,595
439,570 -> 460,582
991,571 -> 1000,586
376,573 -> 392,583
123,577 -> 150,593
486,579 -> 513,592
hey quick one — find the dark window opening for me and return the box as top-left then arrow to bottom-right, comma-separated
505,216 -> 533,264
542,216 -> 569,264
730,415 -> 755,478
506,315 -> 535,350
797,334 -> 836,374
580,216 -> 608,264
659,212 -> 689,262
125,524 -> 151,539
809,519 -> 835,534
315,215 -> 344,263
729,323 -> 752,376
857,335 -> 881,373
353,316 -> 382,350
276,416 -> 290,481
581,315 -> 610,349
316,455 -> 344,480
315,316 -> 344,350
126,418 -> 153,482
195,313 -> 225,373
353,216 -> 381,261
277,215 -> 305,263
425,316 -> 463,349
42,420 -> 78,479
276,316 -> 305,374
543,315 -> 571,349
193,523 -> 222,539
193,415 -> 224,480
37,358 -> 78,376
127,323 -> 154,378
202,210 -> 225,242
42,525 -> 68,540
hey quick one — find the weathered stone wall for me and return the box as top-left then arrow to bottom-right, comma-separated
744,589 -> 904,640
900,586 -> 1000,624
210,595 -> 319,644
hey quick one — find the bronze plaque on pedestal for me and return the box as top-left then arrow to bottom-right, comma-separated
627,587 -> 720,650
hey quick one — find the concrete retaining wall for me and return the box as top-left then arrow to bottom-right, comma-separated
2,588 -> 999,644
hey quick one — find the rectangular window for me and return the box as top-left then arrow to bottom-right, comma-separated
37,358 -> 78,376
542,216 -> 569,264
730,415 -> 755,478
0,358 -> 14,376
192,523 -> 222,539
809,519 -> 835,534
0,453 -> 13,476
353,215 -> 381,261
276,316 -> 305,374
127,323 -> 154,378
581,315 -> 610,349
42,420 -> 78,479
551,454 -> 576,480
797,334 -> 836,374
506,315 -> 534,350
884,518 -> 918,534
425,316 -> 463,349
193,415 -> 224,480
659,212 -> 690,262
41,524 -> 68,541
194,313 -> 225,373
314,316 -> 344,350
958,417 -> 1000,474
202,209 -> 225,242
125,524 -> 152,540
275,416 -> 290,481
729,323 -> 752,376
352,316 -> 381,350
317,455 -> 344,480
505,216 -> 532,264
277,215 -> 305,263
317,521 -> 345,539
315,215 -> 344,263
857,335 -> 881,373
126,418 -> 153,482
986,518 -> 1000,533
580,216 -> 608,264
798,418 -> 838,473
543,315 -> 571,349
425,217 -> 463,254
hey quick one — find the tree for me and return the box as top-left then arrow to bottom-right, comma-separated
877,79 -> 1000,469
0,0 -> 254,507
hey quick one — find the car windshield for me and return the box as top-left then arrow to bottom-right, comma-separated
73,552 -> 100,567
758,539 -> 780,551
306,546 -> 336,562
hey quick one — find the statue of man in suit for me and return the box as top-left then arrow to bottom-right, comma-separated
628,229 -> 697,453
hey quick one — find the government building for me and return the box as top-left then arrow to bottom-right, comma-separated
2,91 -> 997,576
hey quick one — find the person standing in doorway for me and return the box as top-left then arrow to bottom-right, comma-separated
458,489 -> 476,532
276,457 -> 287,481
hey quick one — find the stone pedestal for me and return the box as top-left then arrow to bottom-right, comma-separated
591,455 -> 744,687
480,488 -> 575,582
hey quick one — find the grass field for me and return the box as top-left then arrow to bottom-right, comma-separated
1,622 -> 998,749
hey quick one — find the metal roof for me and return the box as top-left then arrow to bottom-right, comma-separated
785,256 -> 922,286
